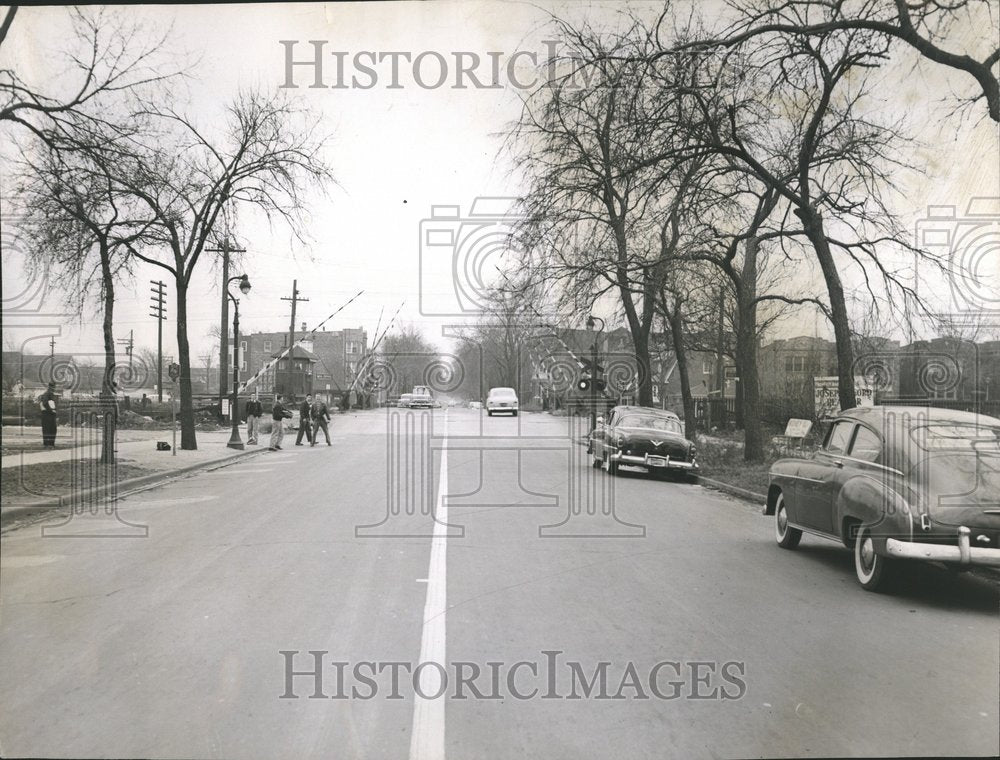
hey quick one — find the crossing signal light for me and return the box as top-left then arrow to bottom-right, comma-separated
577,378 -> 606,392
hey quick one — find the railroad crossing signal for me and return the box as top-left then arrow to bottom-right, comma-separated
577,377 -> 606,392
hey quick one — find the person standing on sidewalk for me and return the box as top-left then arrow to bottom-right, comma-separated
310,396 -> 332,446
294,394 -> 314,446
245,392 -> 263,445
269,395 -> 292,451
38,381 -> 59,448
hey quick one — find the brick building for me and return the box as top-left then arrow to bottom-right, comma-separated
241,325 -> 367,404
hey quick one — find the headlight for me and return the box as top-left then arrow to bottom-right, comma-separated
614,433 -> 625,446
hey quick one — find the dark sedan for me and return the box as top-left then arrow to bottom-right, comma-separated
765,406 -> 1000,591
589,405 -> 698,478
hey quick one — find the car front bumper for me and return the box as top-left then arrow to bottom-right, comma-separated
487,406 -> 518,413
886,527 -> 1000,567
611,452 -> 698,471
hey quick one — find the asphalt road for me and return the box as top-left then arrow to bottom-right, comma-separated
1,408 -> 997,759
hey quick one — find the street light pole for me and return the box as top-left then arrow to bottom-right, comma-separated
586,315 -> 605,432
226,274 -> 252,450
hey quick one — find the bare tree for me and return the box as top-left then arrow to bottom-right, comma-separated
674,0 -> 1000,122
113,89 -> 333,449
510,24 -> 695,407
13,137 -> 156,463
378,326 -> 442,398
1,6 -> 183,150
633,14 -> 947,413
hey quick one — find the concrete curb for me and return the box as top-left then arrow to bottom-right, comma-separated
695,475 -> 766,504
1,447 -> 264,529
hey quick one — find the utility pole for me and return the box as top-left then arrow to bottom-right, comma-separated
280,280 -> 308,398
48,336 -> 55,384
116,330 -> 134,369
150,280 -> 167,402
208,242 -> 246,415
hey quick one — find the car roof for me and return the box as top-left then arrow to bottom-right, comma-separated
489,387 -> 517,393
837,405 -> 1000,428
611,405 -> 680,419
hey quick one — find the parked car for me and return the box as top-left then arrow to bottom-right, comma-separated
589,405 -> 698,478
486,387 -> 519,416
765,406 -> 1000,591
398,393 -> 414,409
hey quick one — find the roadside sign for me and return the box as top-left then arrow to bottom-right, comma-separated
814,376 -> 876,419
167,362 -> 180,381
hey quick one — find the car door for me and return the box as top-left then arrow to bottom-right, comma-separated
794,420 -> 856,533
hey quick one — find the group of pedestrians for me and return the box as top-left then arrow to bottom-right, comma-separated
243,392 -> 332,451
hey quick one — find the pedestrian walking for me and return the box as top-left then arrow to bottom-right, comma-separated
295,394 -> 315,446
310,396 -> 332,446
38,381 -> 59,448
269,395 -> 293,450
245,392 -> 263,445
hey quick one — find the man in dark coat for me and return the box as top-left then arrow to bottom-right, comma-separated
294,394 -> 314,446
269,395 -> 293,451
39,382 -> 58,448
244,392 -> 263,445
310,396 -> 332,446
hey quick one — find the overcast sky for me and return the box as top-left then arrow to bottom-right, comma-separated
2,1 -> 998,364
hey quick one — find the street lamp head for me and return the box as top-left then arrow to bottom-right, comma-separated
238,275 -> 251,295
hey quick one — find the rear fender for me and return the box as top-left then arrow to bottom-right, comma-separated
837,475 -> 912,545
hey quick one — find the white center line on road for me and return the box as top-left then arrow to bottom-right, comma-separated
410,409 -> 448,760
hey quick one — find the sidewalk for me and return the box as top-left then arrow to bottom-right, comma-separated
1,429 -> 264,528
1,428 -> 253,471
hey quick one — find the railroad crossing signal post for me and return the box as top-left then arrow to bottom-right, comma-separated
168,362 -> 180,456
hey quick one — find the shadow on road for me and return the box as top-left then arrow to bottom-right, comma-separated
790,543 -> 999,614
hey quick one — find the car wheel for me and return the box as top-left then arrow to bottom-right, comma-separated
513,411 -> 518,417
602,454 -> 618,476
487,410 -> 493,417
854,524 -> 894,591
774,492 -> 802,549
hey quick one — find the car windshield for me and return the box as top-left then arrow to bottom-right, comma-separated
618,415 -> 682,434
490,388 -> 517,398
910,424 -> 1000,453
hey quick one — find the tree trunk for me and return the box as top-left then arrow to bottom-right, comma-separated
667,304 -> 697,441
99,241 -> 117,465
795,206 -> 856,411
737,237 -> 763,463
175,277 -> 197,450
632,327 -> 654,406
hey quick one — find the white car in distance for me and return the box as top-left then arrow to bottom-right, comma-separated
486,387 -> 519,417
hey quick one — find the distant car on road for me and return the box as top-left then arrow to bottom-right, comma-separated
486,387 -> 519,417
409,386 -> 434,409
766,406 -> 1000,591
589,405 -> 698,478
398,393 -> 414,408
